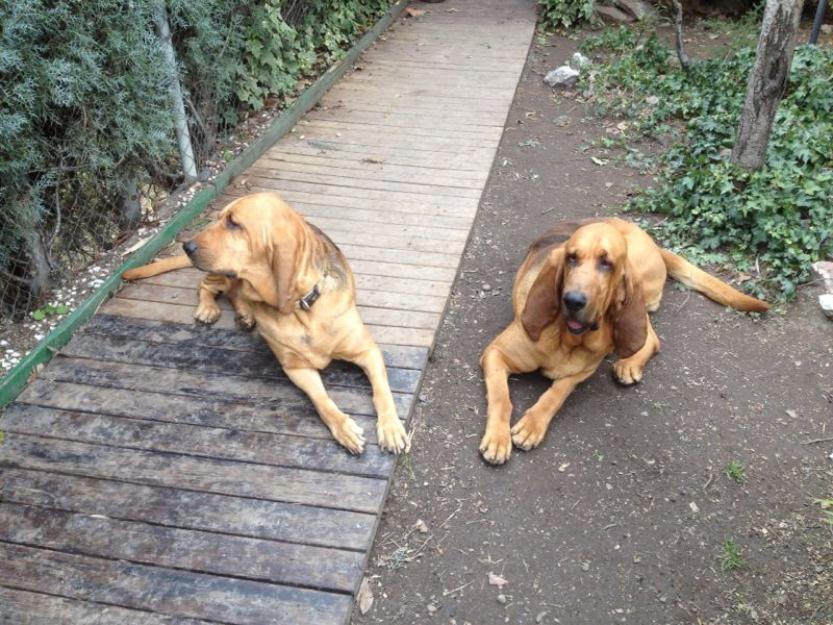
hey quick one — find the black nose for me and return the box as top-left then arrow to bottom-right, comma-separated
563,291 -> 587,312
183,241 -> 198,256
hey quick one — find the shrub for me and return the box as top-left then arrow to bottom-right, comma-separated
539,0 -> 595,29
0,0 -> 391,318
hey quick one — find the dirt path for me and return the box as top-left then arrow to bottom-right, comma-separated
351,28 -> 833,625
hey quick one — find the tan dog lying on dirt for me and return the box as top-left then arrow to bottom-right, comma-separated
123,192 -> 409,455
479,218 -> 769,465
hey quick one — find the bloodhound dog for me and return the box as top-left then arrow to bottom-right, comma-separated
479,218 -> 769,465
123,192 -> 409,455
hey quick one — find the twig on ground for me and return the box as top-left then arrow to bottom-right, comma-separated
802,436 -> 833,445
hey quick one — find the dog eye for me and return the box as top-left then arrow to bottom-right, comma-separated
566,253 -> 578,266
226,214 -> 241,230
598,258 -> 613,271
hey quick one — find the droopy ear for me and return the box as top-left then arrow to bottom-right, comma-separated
246,220 -> 300,315
521,248 -> 564,342
270,223 -> 301,315
611,262 -> 647,358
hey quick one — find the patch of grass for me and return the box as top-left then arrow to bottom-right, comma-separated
815,498 -> 833,525
581,26 -> 833,301
719,538 -> 745,572
724,460 -> 746,484
31,303 -> 69,321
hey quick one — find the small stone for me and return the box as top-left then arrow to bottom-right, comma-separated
580,561 -> 590,572
426,603 -> 437,614
594,4 -> 635,24
614,0 -> 656,20
482,283 -> 492,292
819,293 -> 833,320
689,501 -> 699,514
558,462 -> 570,472
645,95 -> 660,106
496,594 -> 507,604
544,65 -> 580,89
812,261 -> 833,291
536,610 -> 549,623
570,52 -> 591,70
414,519 -> 429,534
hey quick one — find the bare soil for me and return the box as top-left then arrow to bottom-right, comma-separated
351,22 -> 833,625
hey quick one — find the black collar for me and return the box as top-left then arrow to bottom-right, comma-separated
298,283 -> 321,311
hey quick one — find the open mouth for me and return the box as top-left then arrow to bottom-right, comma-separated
565,319 -> 588,334
565,317 -> 599,335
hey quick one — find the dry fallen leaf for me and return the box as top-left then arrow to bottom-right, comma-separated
357,577 -> 374,614
121,236 -> 152,256
404,6 -> 426,17
488,572 -> 508,589
414,519 -> 429,534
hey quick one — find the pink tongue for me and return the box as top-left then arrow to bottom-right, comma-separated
567,320 -> 584,331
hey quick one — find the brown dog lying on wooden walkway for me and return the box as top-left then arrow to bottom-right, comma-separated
479,218 -> 769,465
123,192 -> 409,455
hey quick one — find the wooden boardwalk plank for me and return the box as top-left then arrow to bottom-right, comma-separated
81,314 -> 429,370
116,283 -> 441,329
0,468 -> 376,550
18,380 -> 380,443
0,543 -> 351,625
2,404 -> 395,478
59,332 -> 422,394
101,297 -> 437,346
0,502 -> 363,592
227,184 -> 480,216
38,357 -> 414,418
257,143 -> 492,173
0,586 -> 215,625
0,435 -> 386,513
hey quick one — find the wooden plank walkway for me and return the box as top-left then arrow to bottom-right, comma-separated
0,1 -> 535,623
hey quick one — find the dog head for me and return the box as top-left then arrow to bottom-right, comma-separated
184,193 -> 307,314
521,221 -> 646,357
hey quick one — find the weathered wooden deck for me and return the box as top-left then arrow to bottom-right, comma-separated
0,2 -> 535,623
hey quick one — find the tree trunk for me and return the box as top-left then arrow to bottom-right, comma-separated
731,0 -> 802,170
672,0 -> 691,70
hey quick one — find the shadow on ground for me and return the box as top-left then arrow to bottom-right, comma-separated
351,26 -> 833,625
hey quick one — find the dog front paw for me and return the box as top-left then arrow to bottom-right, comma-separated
479,426 -> 512,465
613,359 -> 644,386
235,311 -> 256,330
377,416 -> 409,454
511,413 -> 548,451
194,302 -> 221,325
331,417 -> 366,455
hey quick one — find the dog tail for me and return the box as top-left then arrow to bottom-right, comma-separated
660,248 -> 769,312
122,255 -> 192,281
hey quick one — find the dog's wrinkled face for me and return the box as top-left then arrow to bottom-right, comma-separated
560,222 -> 628,335
183,193 -> 302,314
185,199 -> 262,276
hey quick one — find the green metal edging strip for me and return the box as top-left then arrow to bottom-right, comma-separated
0,0 -> 408,408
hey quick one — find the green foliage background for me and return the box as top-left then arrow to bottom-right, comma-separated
538,0 -> 594,28
0,0 -> 390,316
581,27 -> 833,301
